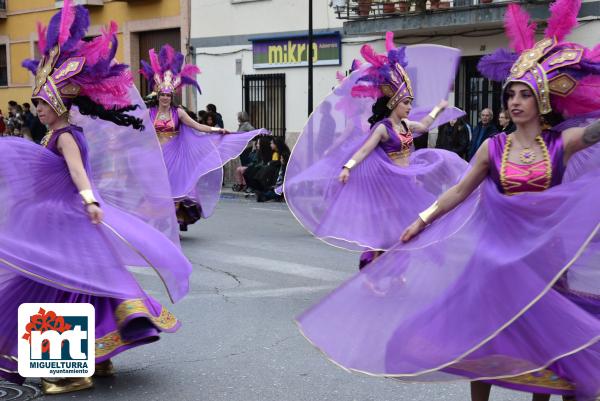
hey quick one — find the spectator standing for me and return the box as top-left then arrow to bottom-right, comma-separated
467,108 -> 497,160
205,112 -> 217,127
435,117 -> 470,159
498,109 -> 515,134
0,110 -> 6,136
237,111 -> 255,132
21,102 -> 35,140
206,103 -> 224,128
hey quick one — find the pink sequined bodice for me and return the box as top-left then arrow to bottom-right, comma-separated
502,160 -> 551,194
489,132 -> 565,196
154,114 -> 175,133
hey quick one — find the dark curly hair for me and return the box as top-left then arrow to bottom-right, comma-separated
72,96 -> 145,131
368,96 -> 392,128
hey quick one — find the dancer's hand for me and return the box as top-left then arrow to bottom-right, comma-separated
220,129 -> 230,135
86,204 -> 103,224
401,218 -> 427,242
437,99 -> 449,110
339,168 -> 350,184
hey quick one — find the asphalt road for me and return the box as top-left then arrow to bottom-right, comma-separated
8,196 -> 559,401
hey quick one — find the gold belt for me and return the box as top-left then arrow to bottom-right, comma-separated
157,131 -> 178,140
387,149 -> 410,159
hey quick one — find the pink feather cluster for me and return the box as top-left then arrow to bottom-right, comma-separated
552,75 -> 600,117
79,21 -> 118,65
58,0 -> 75,46
504,4 -> 537,53
545,0 -> 581,41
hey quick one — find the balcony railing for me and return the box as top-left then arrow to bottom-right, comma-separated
334,0 -> 523,20
54,0 -> 104,7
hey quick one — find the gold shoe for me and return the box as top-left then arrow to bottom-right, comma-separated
41,377 -> 93,395
94,359 -> 114,377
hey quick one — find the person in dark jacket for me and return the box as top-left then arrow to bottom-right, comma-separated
498,109 -> 515,134
436,117 -> 469,159
467,108 -> 497,161
206,103 -> 224,128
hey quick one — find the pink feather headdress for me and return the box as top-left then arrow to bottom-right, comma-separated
22,0 -> 134,116
478,0 -> 600,117
351,31 -> 414,110
140,44 -> 201,95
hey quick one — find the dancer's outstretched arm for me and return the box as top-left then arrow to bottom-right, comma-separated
177,108 -> 229,134
563,119 -> 600,162
339,124 -> 389,183
408,99 -> 449,133
401,139 -> 489,242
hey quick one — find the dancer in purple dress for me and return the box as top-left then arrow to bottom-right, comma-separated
284,32 -> 467,267
0,0 -> 192,394
141,45 -> 267,231
298,1 -> 600,400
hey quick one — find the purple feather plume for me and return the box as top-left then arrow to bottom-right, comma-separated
477,48 -> 519,82
22,59 -> 39,75
181,76 -> 201,93
171,52 -> 185,74
387,47 -> 408,69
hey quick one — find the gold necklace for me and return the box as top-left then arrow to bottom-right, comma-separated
511,134 -> 541,164
157,107 -> 171,121
40,129 -> 54,148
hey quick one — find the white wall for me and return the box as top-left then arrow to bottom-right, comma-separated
191,0 -> 342,38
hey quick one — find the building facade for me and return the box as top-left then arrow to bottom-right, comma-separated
191,0 -> 371,141
191,0 -> 600,141
0,0 -> 191,109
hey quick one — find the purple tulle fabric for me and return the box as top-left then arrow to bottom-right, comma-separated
285,44 -> 468,251
0,104 -> 192,303
154,107 -> 267,218
297,120 -> 600,399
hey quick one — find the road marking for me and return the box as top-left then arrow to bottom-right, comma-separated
185,284 -> 335,299
197,252 -> 350,282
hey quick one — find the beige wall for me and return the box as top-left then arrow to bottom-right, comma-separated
0,0 -> 188,109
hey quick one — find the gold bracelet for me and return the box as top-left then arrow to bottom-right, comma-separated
428,106 -> 443,120
210,127 -> 221,132
343,159 -> 357,170
79,189 -> 99,206
418,201 -> 439,225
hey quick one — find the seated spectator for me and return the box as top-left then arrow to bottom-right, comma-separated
245,137 -> 290,196
243,136 -> 274,195
256,153 -> 287,203
233,139 -> 260,192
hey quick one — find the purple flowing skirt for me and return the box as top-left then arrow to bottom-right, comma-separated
285,45 -> 468,252
161,125 -> 266,219
0,275 -> 179,384
297,140 -> 600,399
